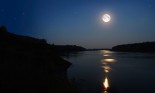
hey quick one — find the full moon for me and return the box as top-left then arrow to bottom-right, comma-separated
102,14 -> 111,22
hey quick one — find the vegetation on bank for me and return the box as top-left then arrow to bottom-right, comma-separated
112,42 -> 155,52
0,26 -> 84,93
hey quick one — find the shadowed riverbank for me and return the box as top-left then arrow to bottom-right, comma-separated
0,26 -> 85,93
112,42 -> 155,52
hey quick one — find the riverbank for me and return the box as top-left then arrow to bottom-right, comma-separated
0,26 -> 79,93
112,42 -> 155,53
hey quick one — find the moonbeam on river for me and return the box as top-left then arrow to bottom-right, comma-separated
66,50 -> 155,93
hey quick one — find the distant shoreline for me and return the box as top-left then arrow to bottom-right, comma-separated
86,49 -> 111,51
112,42 -> 155,53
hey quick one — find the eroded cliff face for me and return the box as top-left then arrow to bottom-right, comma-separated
0,26 -> 76,93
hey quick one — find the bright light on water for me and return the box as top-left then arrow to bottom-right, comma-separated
68,50 -> 155,93
103,77 -> 109,89
101,58 -> 116,63
102,65 -> 111,73
104,59 -> 116,62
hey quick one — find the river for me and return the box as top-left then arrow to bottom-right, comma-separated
66,50 -> 155,93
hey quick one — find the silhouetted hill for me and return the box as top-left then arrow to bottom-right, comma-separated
0,26 -> 79,93
112,42 -> 155,52
51,45 -> 86,52
0,26 -> 86,54
0,26 -> 49,52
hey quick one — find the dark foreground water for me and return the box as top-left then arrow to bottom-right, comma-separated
66,50 -> 155,93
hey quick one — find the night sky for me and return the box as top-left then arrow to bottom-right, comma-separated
0,0 -> 155,48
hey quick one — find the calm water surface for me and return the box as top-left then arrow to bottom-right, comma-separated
66,50 -> 155,93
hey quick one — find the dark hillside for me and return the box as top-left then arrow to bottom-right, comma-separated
112,42 -> 155,52
0,26 -> 79,93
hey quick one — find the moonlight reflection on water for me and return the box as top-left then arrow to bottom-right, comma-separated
100,50 -> 116,93
68,50 -> 155,93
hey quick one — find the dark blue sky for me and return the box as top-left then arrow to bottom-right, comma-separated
0,0 -> 155,48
